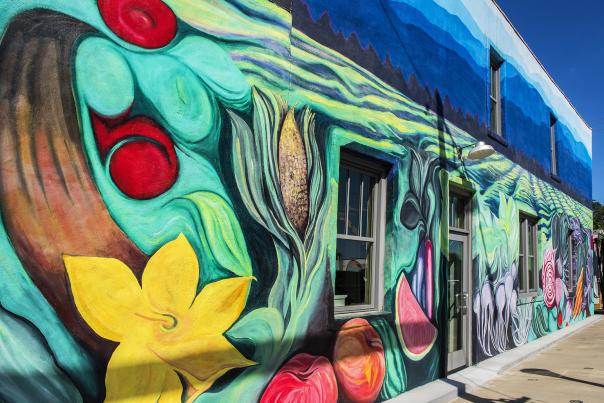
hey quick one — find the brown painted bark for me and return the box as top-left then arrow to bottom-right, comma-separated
0,10 -> 147,358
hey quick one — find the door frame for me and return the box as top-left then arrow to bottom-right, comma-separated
446,185 -> 473,373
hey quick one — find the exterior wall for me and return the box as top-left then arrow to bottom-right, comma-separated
0,1 -> 593,402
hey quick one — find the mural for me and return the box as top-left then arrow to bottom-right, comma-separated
0,1 -> 593,403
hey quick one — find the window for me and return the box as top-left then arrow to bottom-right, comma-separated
335,150 -> 388,314
449,192 -> 469,231
519,215 -> 538,293
567,232 -> 577,292
550,114 -> 558,176
489,49 -> 503,137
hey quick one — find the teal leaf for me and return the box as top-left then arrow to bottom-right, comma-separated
182,191 -> 252,277
372,317 -> 407,400
0,306 -> 83,402
75,37 -> 134,117
129,53 -> 218,144
168,35 -> 251,111
227,307 -> 284,363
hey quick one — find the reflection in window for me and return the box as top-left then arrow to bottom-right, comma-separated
519,214 -> 538,293
449,193 -> 467,230
335,151 -> 387,312
489,49 -> 504,136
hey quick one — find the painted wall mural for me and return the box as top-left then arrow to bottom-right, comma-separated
0,1 -> 593,402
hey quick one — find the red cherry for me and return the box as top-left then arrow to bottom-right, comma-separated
91,112 -> 178,199
109,141 -> 177,199
97,0 -> 177,48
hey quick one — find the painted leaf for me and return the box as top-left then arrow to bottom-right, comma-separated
183,192 -> 253,277
371,318 -> 407,400
168,35 -> 251,111
130,53 -> 218,144
0,307 -> 83,403
75,37 -> 134,117
227,307 -> 285,363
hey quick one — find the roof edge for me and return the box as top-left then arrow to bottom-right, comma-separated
491,0 -> 592,132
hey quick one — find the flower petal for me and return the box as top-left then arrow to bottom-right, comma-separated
151,334 -> 255,397
158,369 -> 183,403
182,276 -> 253,337
63,255 -> 142,341
142,234 -> 199,316
105,342 -> 167,403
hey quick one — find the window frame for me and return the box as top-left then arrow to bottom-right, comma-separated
489,49 -> 504,138
550,114 -> 559,178
567,232 -> 576,293
335,150 -> 389,316
449,189 -> 471,235
519,213 -> 539,295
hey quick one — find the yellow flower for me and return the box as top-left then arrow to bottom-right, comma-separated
63,234 -> 255,403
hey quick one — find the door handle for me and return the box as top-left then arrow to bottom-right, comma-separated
456,292 -> 468,315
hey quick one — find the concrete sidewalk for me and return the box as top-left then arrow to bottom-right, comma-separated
453,314 -> 604,403
388,314 -> 602,403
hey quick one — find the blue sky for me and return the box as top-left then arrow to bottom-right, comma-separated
496,0 -> 604,203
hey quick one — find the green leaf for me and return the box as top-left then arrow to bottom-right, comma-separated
227,307 -> 284,363
183,191 -> 252,277
0,307 -> 83,402
372,317 -> 407,400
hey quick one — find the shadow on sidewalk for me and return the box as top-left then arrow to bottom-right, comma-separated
520,368 -> 604,388
457,393 -> 531,403
445,379 -> 531,403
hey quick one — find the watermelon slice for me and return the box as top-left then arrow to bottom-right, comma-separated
395,272 -> 437,361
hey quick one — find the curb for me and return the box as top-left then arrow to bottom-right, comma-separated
386,315 -> 602,403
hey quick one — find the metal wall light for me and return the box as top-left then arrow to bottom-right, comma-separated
456,141 -> 495,161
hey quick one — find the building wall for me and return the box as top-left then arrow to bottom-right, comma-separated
0,1 -> 593,402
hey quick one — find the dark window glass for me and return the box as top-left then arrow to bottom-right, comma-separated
335,152 -> 387,311
519,215 -> 538,292
449,193 -> 467,230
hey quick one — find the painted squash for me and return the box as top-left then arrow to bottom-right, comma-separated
333,318 -> 385,403
395,273 -> 437,360
260,353 -> 338,403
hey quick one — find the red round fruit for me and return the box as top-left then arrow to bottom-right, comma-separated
261,353 -> 338,403
333,318 -> 385,403
109,140 -> 177,199
97,0 -> 177,48
91,113 -> 179,200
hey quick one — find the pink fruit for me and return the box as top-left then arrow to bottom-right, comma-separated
541,248 -> 556,309
333,318 -> 385,403
260,353 -> 338,403
395,272 -> 437,360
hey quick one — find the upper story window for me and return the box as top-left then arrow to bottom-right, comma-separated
489,49 -> 504,137
335,150 -> 389,314
550,114 -> 558,177
519,214 -> 538,293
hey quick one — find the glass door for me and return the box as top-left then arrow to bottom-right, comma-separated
447,233 -> 469,371
447,190 -> 471,372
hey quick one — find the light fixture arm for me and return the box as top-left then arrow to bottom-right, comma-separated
456,143 -> 473,161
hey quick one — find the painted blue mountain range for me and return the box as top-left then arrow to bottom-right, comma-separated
297,0 -> 591,202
